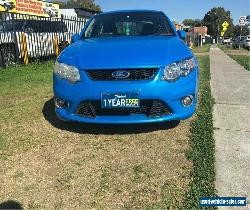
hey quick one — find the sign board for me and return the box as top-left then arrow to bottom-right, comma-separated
222,21 -> 229,28
239,16 -> 246,26
0,0 -> 60,18
221,21 -> 229,37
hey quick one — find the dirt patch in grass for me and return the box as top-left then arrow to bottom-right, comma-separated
0,63 -> 193,209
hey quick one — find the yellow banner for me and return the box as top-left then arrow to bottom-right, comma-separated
0,0 -> 60,18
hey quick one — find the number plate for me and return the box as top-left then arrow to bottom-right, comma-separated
101,93 -> 140,108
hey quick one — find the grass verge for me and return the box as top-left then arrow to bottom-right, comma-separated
218,44 -> 249,71
192,44 -> 211,53
0,57 -> 216,209
0,61 -> 192,209
217,44 -> 232,52
183,55 -> 217,209
218,44 -> 249,54
229,55 -> 250,71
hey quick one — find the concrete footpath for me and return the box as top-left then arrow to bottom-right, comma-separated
210,46 -> 250,208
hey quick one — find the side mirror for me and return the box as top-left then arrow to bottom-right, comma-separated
71,34 -> 80,43
177,30 -> 186,40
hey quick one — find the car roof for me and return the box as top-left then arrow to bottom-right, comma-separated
97,10 -> 163,16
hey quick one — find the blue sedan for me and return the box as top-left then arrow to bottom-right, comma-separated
53,10 -> 199,124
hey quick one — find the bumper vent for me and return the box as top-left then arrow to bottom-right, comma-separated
76,100 -> 172,119
86,68 -> 158,81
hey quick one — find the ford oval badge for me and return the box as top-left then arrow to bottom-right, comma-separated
112,70 -> 130,79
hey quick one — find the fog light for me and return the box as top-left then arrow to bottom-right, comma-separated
182,95 -> 194,107
55,97 -> 68,109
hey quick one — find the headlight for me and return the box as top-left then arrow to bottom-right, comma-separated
162,57 -> 197,82
54,61 -> 80,83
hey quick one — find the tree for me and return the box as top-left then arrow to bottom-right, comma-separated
202,7 -> 234,38
183,19 -> 202,27
233,25 -> 250,38
61,0 -> 101,12
51,1 -> 67,8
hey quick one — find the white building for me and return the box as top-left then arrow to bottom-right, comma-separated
60,8 -> 98,18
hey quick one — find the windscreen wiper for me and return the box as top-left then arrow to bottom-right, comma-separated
95,33 -> 123,38
149,33 -> 175,36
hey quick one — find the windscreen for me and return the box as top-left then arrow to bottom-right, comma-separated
83,12 -> 174,38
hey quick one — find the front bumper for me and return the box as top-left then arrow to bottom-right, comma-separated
53,67 -> 199,124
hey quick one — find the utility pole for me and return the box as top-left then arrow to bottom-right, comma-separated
217,24 -> 219,44
238,16 -> 246,50
239,26 -> 242,50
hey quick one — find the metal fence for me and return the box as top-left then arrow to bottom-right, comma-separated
0,12 -> 88,67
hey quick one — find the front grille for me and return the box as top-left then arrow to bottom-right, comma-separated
76,101 -> 96,118
86,68 -> 158,81
75,100 -> 172,119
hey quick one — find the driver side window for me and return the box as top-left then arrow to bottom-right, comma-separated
85,18 -> 118,38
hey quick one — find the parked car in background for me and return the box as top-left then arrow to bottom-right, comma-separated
232,36 -> 246,48
0,0 -> 15,11
222,37 -> 232,45
243,35 -> 250,50
54,10 -> 199,124
43,3 -> 58,17
0,18 -> 69,67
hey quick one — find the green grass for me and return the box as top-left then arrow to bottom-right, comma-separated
229,55 -> 250,71
183,56 -> 217,209
218,44 -> 249,53
192,44 -> 211,53
0,58 -> 216,209
217,44 -> 249,71
217,44 -> 232,52
0,62 -> 193,209
0,61 -> 54,154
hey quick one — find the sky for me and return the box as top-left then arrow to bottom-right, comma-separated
57,0 -> 250,25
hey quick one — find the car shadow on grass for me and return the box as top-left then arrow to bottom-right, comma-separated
42,98 -> 179,135
0,200 -> 23,209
